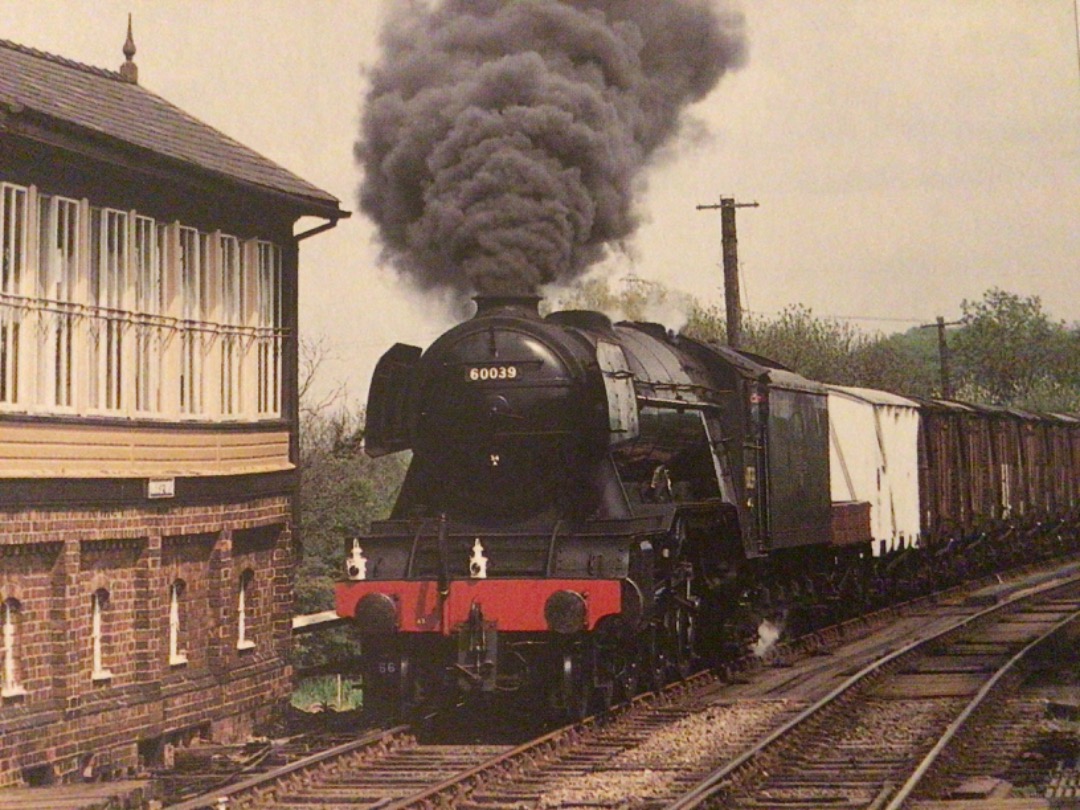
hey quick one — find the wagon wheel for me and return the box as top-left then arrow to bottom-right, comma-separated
594,617 -> 639,703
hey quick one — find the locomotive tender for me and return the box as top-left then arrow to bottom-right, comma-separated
335,296 -> 1080,720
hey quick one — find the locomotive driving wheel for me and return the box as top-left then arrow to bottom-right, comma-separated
670,600 -> 699,679
548,643 -> 609,725
547,649 -> 592,723
659,578 -> 701,682
640,624 -> 667,693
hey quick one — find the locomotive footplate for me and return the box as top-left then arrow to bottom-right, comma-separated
338,577 -> 626,634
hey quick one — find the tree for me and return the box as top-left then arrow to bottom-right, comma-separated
950,288 -> 1078,409
686,302 -> 885,386
294,337 -> 408,669
851,327 -> 941,399
296,404 -> 408,612
299,334 -> 347,421
549,274 -> 695,325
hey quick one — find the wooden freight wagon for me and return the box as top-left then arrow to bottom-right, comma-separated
826,385 -> 921,556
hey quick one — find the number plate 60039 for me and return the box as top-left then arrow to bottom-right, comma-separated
467,366 -> 518,381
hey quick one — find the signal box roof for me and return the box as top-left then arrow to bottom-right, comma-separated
0,38 -> 346,221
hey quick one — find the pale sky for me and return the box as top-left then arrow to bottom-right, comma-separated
6,1 -> 1080,402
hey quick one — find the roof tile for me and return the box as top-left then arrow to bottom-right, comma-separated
0,38 -> 342,215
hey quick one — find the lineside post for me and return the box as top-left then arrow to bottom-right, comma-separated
696,196 -> 758,349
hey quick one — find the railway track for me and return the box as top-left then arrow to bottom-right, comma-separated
162,727 -> 411,810
165,557 -> 1080,809
668,570 -> 1080,809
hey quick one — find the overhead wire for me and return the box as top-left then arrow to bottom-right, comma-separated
729,262 -> 939,328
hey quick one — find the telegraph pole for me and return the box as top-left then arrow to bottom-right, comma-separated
920,316 -> 962,399
696,197 -> 758,348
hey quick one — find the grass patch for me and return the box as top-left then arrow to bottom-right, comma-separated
291,674 -> 363,712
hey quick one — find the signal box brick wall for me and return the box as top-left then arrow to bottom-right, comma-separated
0,497 -> 294,787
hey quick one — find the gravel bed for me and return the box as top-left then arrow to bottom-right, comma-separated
724,699 -> 971,806
834,697 -> 966,749
534,700 -> 797,807
614,700 -> 797,768
538,768 -> 671,807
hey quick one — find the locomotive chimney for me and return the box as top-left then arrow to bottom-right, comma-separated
472,295 -> 542,319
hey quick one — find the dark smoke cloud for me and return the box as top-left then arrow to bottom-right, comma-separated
357,0 -> 746,298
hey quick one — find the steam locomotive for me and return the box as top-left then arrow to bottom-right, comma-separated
335,296 -> 1080,721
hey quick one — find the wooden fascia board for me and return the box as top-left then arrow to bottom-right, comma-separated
0,108 -> 347,224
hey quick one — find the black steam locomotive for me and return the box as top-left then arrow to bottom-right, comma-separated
336,296 -> 1079,721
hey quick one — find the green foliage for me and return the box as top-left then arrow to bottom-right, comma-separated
684,285 -> 1080,410
292,621 -> 368,674
954,377 -> 1080,415
297,403 -> 408,612
291,674 -> 363,712
743,304 -> 868,384
950,288 -> 1079,409
686,302 -> 935,393
294,398 -> 408,670
549,274 -> 695,324
856,328 -> 941,398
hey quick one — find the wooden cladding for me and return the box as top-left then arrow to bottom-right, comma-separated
0,420 -> 291,478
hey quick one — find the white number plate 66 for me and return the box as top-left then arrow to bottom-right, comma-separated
468,365 -> 518,381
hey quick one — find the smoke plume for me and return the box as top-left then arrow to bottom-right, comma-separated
751,618 -> 783,658
357,0 -> 746,298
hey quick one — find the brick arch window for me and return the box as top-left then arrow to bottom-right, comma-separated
91,588 -> 113,681
2,597 -> 26,698
236,569 -> 256,651
168,579 -> 188,666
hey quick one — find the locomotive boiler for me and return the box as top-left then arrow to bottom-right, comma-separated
335,296 -> 868,720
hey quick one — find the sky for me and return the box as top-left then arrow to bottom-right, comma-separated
6,1 -> 1080,403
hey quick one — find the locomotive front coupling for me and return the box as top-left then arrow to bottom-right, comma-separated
454,602 -> 499,692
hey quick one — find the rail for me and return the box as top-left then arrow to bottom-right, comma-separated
163,725 -> 409,810
664,568 -> 1080,809
883,603 -> 1080,809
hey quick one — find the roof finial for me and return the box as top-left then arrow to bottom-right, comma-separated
120,13 -> 138,84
